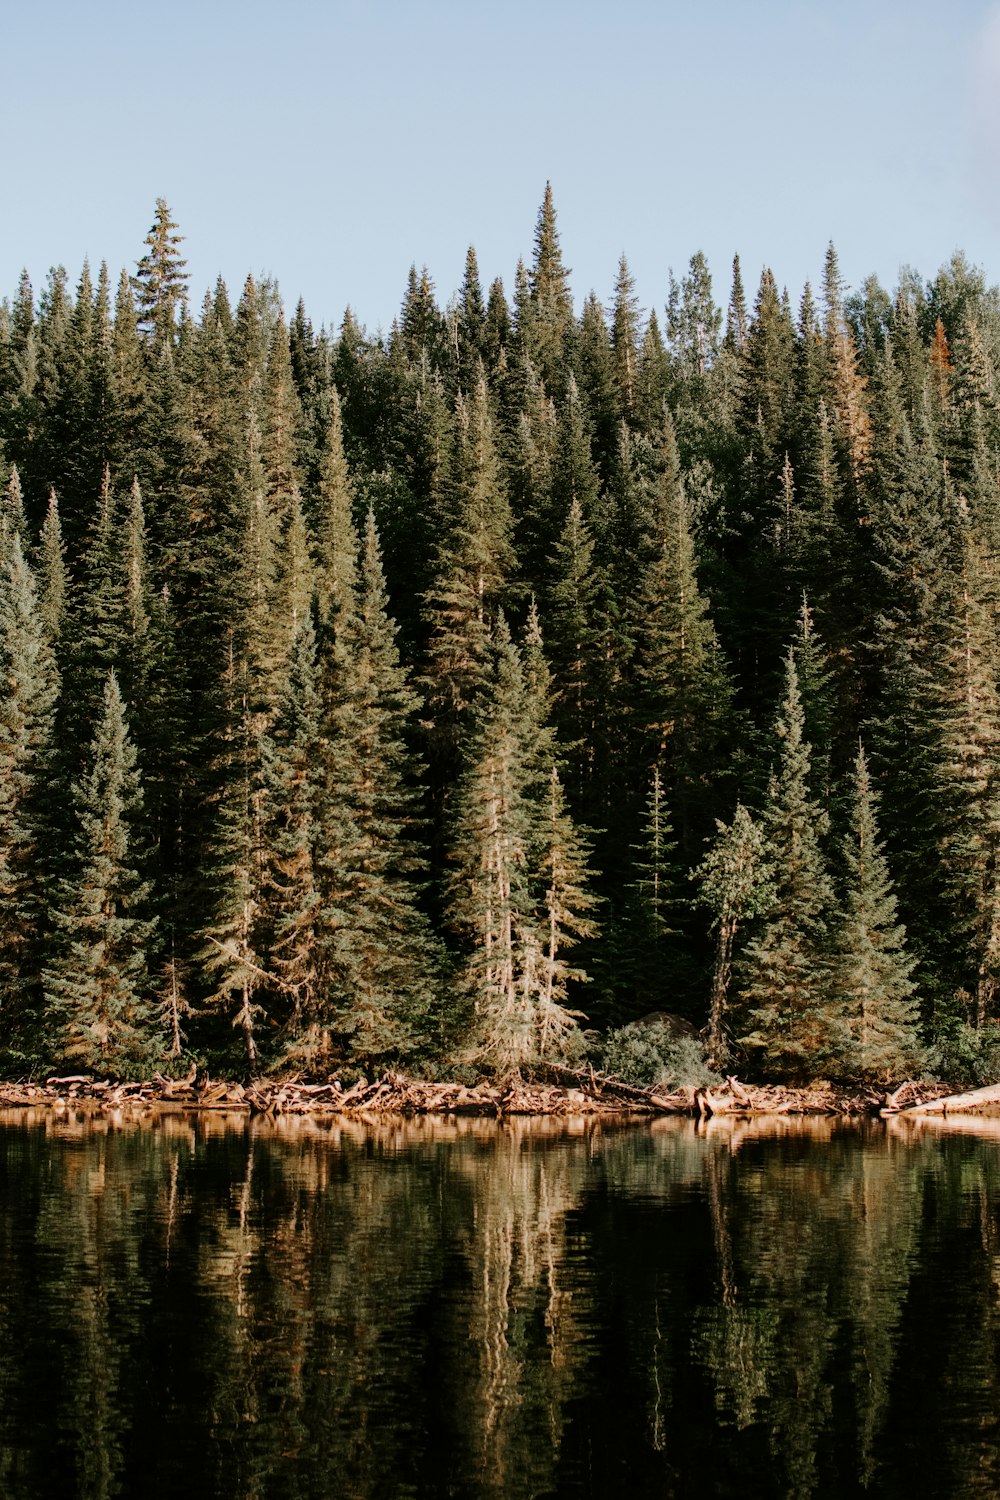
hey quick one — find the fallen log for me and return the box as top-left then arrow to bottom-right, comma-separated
903,1082 -> 1000,1116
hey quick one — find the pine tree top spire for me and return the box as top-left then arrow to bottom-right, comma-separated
133,198 -> 188,346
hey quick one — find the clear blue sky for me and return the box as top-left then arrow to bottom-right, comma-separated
4,0 -> 1000,334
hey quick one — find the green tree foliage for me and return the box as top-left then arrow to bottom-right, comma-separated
0,538 -> 58,1052
694,804 -> 771,1068
739,652 -> 841,1079
132,198 -> 189,347
423,371 -> 513,739
528,183 -> 574,395
44,673 -> 160,1074
448,617 -> 595,1073
632,409 -> 733,853
831,745 -> 921,1079
318,508 -> 441,1065
7,197 -> 1000,1086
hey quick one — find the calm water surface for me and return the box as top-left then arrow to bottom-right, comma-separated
0,1107 -> 997,1499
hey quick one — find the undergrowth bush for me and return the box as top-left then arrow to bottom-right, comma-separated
597,1022 -> 719,1091
930,1022 -> 1000,1090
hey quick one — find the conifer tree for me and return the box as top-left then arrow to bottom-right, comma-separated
0,467 -> 29,564
632,410 -> 732,853
260,611 -> 325,1063
637,311 -> 671,431
933,511 -> 1000,1023
482,277 -> 511,373
630,762 -> 677,966
547,494 -> 600,785
610,254 -> 642,421
456,246 -> 486,383
200,644 -> 269,1073
312,387 -> 358,626
0,537 -> 58,1053
448,620 -> 535,1071
111,268 -> 147,480
667,250 -> 722,389
550,374 -> 603,535
528,184 -> 574,395
44,673 -> 160,1074
34,488 -> 66,648
133,198 -> 188,347
831,745 -> 921,1079
694,804 -> 771,1068
573,292 -> 617,480
724,254 -> 748,352
449,616 -> 593,1072
423,371 -> 514,741
507,357 -> 558,588
535,765 -> 598,1055
739,651 -> 840,1078
319,508 -> 440,1063
867,419 -> 959,1016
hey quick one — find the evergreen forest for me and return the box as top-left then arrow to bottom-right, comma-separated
2,190 -> 998,1085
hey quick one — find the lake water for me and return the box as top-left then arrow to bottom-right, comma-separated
0,1107 -> 997,1499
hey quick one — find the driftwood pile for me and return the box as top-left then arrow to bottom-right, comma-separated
0,1068 -> 964,1119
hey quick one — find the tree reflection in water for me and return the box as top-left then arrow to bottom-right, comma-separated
0,1110 -> 996,1497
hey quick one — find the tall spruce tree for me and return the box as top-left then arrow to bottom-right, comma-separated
260,610 -> 325,1064
448,615 -> 594,1072
528,183 -> 574,395
739,651 -> 841,1078
694,804 -> 772,1068
318,508 -> 441,1064
132,198 -> 189,347
44,673 -> 160,1074
0,537 -> 59,1055
831,745 -> 921,1079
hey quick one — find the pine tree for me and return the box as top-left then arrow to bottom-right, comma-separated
260,611 -> 325,1064
666,250 -> 722,389
546,494 -> 600,790
312,387 -> 358,626
528,183 -> 574,395
34,489 -> 66,647
535,765 -> 599,1055
423,372 -> 513,740
630,762 -> 678,971
725,254 -> 748,352
132,198 -> 189,347
0,467 -> 29,564
44,673 -> 160,1075
319,508 -> 441,1064
610,254 -> 642,421
111,268 -> 147,481
482,277 -> 511,373
574,293 -> 618,477
933,511 -> 1000,1024
739,651 -> 841,1078
456,246 -> 486,383
831,745 -> 921,1080
449,616 -> 593,1072
200,663 -> 267,1073
632,409 -> 732,854
0,538 -> 58,1054
694,804 -> 771,1068
636,312 -> 671,431
867,419 -> 959,1019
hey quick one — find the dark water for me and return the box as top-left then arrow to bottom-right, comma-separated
0,1108 -> 998,1499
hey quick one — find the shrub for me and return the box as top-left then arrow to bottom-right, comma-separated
597,1022 -> 719,1090
930,1022 -> 1000,1090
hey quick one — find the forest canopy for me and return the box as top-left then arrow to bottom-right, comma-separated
0,190 -> 997,1085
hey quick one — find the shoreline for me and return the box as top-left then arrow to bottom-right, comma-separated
0,1071 -> 961,1121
